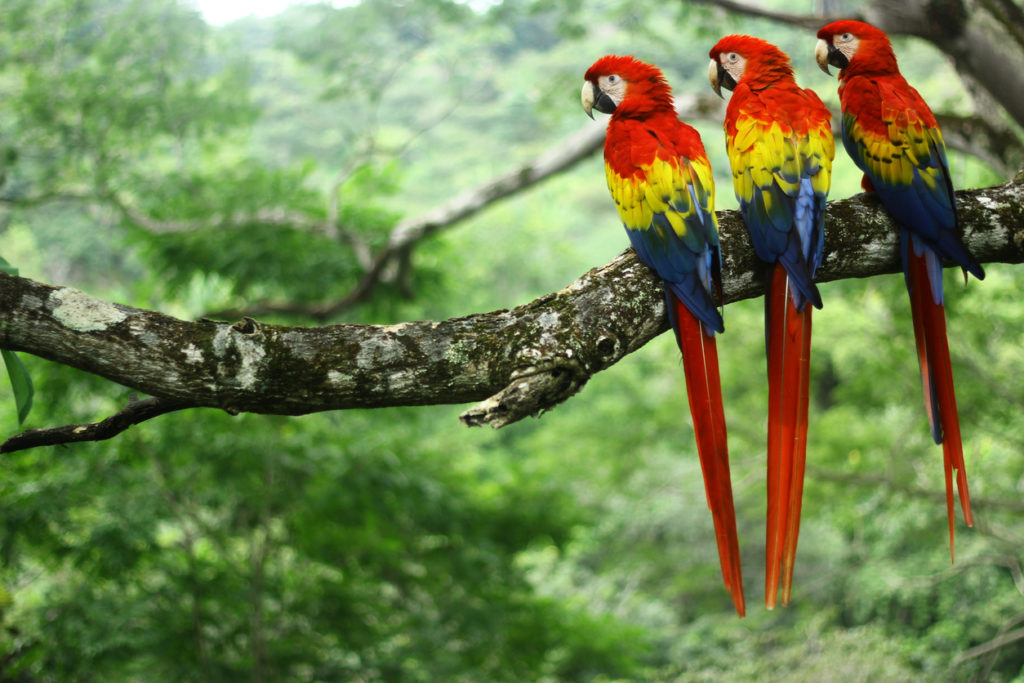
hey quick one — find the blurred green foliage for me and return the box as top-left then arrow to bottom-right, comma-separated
1,0 -> 1022,680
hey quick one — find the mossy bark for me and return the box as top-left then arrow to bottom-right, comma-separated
2,176 -> 1023,441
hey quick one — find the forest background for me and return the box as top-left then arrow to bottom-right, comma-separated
2,0 -> 1023,680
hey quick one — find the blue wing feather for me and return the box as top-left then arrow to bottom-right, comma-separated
726,90 -> 830,312
840,110 -> 983,287
626,212 -> 723,334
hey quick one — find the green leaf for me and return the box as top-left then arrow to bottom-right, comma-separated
0,255 -> 17,276
2,349 -> 33,424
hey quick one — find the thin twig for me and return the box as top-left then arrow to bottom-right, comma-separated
0,396 -> 190,454
805,466 -> 1024,512
952,626 -> 1024,665
687,0 -> 852,29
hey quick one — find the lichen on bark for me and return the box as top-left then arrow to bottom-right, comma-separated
1,176 -> 1023,448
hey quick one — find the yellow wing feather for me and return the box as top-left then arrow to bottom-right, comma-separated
728,116 -> 831,205
605,155 -> 717,239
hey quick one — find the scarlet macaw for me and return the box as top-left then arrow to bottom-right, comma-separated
816,20 -> 982,557
708,36 -> 834,608
582,55 -> 745,616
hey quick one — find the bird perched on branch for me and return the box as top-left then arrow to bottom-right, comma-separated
816,19 -> 982,558
709,34 -> 834,609
582,55 -> 745,616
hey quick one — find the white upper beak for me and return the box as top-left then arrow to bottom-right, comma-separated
581,80 -> 596,119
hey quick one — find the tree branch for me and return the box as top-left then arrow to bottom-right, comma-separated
952,626 -> 1024,665
207,121 -> 614,320
108,191 -> 329,235
688,0 -> 851,29
208,94 -> 723,320
0,396 -> 188,453
2,176 -> 1024,451
935,113 -> 1024,177
805,465 -> 1024,513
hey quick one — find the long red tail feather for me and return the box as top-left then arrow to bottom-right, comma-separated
674,296 -> 745,616
781,298 -> 811,606
765,265 -> 813,608
905,243 -> 973,561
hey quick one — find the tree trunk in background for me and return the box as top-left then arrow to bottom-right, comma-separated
868,0 -> 1024,133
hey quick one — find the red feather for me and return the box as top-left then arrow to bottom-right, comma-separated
764,264 -> 812,608
674,295 -> 745,616
586,54 -> 744,616
819,19 -> 979,559
905,243 -> 974,559
711,35 -> 830,608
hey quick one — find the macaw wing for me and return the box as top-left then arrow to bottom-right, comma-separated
841,80 -> 984,282
606,153 -> 723,333
730,116 -> 797,259
840,77 -> 955,229
728,103 -> 831,305
798,88 -> 835,277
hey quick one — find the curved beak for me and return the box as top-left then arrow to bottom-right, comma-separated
581,80 -> 618,119
816,38 -> 848,75
814,39 -> 832,75
708,59 -> 722,98
581,80 -> 596,119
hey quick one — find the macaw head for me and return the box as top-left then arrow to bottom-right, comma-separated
581,55 -> 673,119
708,35 -> 795,97
816,20 -> 898,77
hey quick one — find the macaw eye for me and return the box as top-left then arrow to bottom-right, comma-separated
840,32 -> 852,41
608,74 -> 619,83
727,53 -> 739,62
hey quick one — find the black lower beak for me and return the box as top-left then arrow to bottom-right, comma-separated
828,44 -> 849,71
593,90 -> 617,115
717,63 -> 737,95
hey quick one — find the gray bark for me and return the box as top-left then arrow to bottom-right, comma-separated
3,174 -> 1023,449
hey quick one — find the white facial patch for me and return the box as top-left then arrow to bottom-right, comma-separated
834,32 -> 860,61
598,73 -> 627,106
720,52 -> 746,84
